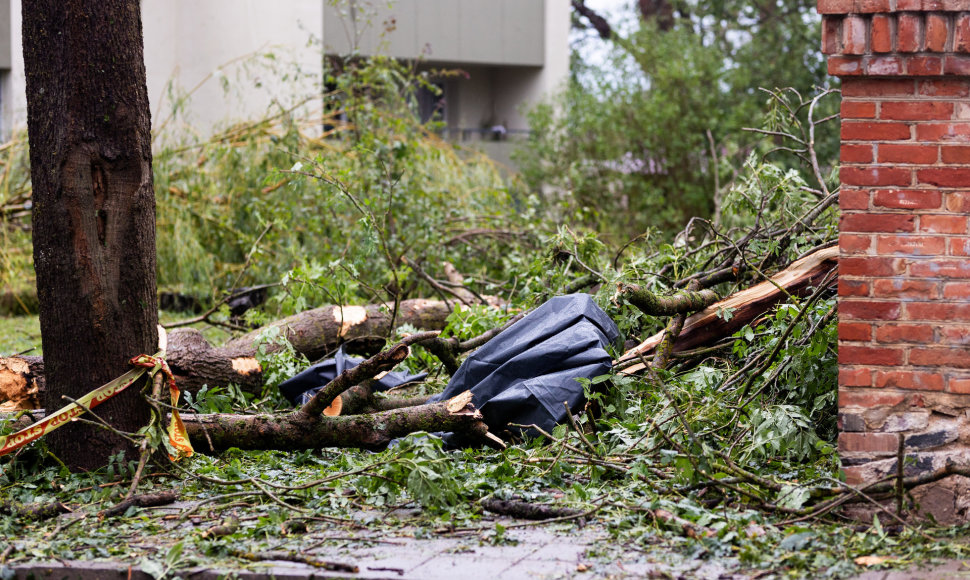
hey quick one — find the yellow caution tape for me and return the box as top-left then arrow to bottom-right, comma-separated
130,354 -> 194,460
0,352 -> 194,460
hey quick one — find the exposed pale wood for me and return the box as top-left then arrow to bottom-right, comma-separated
222,298 -> 457,361
616,246 -> 838,374
0,357 -> 41,412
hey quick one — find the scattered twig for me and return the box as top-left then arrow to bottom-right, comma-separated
481,497 -> 584,521
100,490 -> 178,519
229,548 -> 359,573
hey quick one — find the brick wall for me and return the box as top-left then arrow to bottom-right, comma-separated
823,2 -> 970,521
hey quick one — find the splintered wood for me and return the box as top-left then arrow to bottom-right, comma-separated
446,390 -> 477,415
616,246 -> 839,375
0,357 -> 39,412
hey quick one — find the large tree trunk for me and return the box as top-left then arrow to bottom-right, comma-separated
23,0 -> 158,470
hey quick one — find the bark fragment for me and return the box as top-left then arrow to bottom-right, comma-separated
100,490 -> 178,518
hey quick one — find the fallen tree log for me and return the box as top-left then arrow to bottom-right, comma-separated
221,298 -> 458,360
183,391 -> 487,452
3,336 -> 498,454
166,298 -> 460,393
616,245 -> 838,374
618,284 -> 720,316
166,329 -> 265,396
1,388 -> 491,454
0,298 -> 464,405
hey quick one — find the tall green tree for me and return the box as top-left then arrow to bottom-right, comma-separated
522,0 -> 827,239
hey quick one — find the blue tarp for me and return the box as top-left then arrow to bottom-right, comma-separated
428,293 -> 619,439
279,294 -> 619,447
278,347 -> 428,406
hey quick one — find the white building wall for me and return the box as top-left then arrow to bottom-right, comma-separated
322,0 -> 546,67
142,0 -> 323,134
5,0 -> 25,135
3,1 -> 569,146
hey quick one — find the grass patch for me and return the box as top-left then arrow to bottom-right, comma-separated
0,315 -> 40,356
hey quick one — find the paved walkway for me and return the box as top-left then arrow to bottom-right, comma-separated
5,515 -> 742,579
852,560 -> 970,579
5,500 -> 968,579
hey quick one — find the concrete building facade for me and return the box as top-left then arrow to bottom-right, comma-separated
0,1 -> 570,165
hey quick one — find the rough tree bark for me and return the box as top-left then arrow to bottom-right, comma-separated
182,393 -> 487,452
221,298 -> 456,360
618,285 -> 720,317
23,0 -> 158,470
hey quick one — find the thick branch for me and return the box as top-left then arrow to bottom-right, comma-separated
0,500 -> 69,521
223,298 -> 457,362
619,284 -> 719,317
100,491 -> 177,518
481,498 -> 583,520
572,0 -> 613,40
299,344 -> 411,418
617,246 -> 838,374
325,381 -> 431,417
181,392 -> 486,451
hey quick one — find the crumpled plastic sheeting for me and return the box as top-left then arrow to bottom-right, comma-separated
278,347 -> 428,406
428,293 -> 619,442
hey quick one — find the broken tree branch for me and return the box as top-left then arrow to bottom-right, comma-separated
180,391 -> 488,451
481,498 -> 583,520
299,343 -> 412,418
100,490 -> 178,519
617,245 -> 838,374
619,284 -> 719,317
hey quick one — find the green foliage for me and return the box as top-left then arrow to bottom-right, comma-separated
0,135 -> 36,317
365,433 -> 463,510
252,326 -> 310,394
152,55 -> 540,310
518,24 -> 726,236
0,13 -> 928,574
519,1 -> 835,240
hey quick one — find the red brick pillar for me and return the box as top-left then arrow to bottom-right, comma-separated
824,2 -> 970,520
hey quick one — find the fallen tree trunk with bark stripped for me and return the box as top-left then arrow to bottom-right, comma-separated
616,245 -> 838,374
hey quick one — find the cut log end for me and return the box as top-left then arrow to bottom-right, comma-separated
323,396 -> 342,417
334,305 -> 369,338
230,357 -> 261,376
